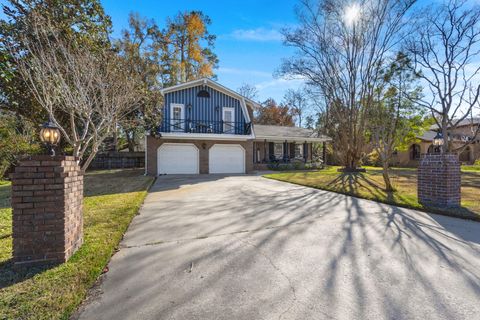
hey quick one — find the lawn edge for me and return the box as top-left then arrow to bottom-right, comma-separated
263,174 -> 480,223
65,175 -> 156,320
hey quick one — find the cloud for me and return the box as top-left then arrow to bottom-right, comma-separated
254,77 -> 306,101
229,27 -> 283,42
217,67 -> 272,78
254,77 -> 305,91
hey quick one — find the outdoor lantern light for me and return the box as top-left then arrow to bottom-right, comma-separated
433,132 -> 444,147
40,119 -> 61,156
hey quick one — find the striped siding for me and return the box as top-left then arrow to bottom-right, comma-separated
162,85 -> 246,134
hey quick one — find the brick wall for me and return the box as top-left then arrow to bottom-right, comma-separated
146,136 -> 254,175
418,153 -> 461,208
11,155 -> 83,265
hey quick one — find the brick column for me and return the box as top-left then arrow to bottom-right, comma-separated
418,153 -> 461,208
11,156 -> 83,266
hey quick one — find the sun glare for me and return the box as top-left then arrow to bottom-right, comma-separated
344,3 -> 361,26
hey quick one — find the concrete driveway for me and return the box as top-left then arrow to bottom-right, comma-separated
76,174 -> 480,320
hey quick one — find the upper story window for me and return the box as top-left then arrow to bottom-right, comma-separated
295,144 -> 303,158
274,143 -> 284,159
223,107 -> 235,134
197,89 -> 210,98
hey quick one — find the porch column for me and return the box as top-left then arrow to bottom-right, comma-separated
263,139 -> 267,162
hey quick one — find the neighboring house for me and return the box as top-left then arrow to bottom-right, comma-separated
392,119 -> 480,166
145,78 -> 330,175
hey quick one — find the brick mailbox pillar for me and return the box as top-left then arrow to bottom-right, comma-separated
418,153 -> 461,208
11,156 -> 83,266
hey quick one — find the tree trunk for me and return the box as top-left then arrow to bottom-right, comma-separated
382,162 -> 395,192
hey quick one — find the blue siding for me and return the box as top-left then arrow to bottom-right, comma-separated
160,85 -> 248,134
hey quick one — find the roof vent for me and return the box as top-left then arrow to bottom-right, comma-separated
197,89 -> 210,98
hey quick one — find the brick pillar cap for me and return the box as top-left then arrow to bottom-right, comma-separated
19,155 -> 78,161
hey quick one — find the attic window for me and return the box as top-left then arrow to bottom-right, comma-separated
197,89 -> 210,98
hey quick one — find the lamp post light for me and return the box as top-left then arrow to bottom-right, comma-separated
40,119 -> 61,156
433,131 -> 444,153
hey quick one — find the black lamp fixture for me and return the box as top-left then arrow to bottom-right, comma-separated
433,131 -> 444,148
40,118 -> 61,156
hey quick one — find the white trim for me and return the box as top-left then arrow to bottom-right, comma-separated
254,135 -> 331,143
157,143 -> 199,175
239,97 -> 251,123
160,132 -> 253,141
170,103 -> 185,132
222,107 -> 235,133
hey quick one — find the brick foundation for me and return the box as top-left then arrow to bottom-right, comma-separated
418,154 -> 461,208
11,156 -> 83,266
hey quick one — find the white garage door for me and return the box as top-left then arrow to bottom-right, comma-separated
158,143 -> 199,174
209,144 -> 245,174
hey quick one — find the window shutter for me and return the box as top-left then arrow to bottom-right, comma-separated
290,143 -> 295,159
304,143 -> 308,161
268,142 -> 274,160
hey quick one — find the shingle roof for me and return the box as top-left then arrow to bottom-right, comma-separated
417,130 -> 437,141
253,124 -> 331,142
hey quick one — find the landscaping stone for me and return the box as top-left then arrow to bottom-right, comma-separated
11,155 -> 83,266
418,153 -> 461,208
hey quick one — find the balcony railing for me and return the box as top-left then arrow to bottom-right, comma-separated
159,119 -> 252,135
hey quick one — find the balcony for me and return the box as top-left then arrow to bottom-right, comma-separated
158,119 -> 252,135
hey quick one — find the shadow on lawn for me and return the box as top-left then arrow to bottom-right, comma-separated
0,259 -> 56,289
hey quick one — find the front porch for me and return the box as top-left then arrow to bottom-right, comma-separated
252,140 -> 327,170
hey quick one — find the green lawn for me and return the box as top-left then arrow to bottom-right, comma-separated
265,166 -> 480,220
0,169 -> 153,320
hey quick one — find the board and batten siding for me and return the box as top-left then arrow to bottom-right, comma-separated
161,85 -> 246,132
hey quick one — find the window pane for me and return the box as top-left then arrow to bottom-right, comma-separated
274,143 -> 283,159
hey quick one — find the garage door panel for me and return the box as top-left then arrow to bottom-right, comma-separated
209,144 -> 245,174
158,143 -> 199,174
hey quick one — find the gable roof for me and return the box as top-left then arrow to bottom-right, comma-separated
254,124 -> 331,142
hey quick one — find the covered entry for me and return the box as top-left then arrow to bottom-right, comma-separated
209,144 -> 245,174
157,143 -> 199,174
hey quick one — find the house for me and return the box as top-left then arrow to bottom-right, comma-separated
391,119 -> 480,166
145,78 -> 330,175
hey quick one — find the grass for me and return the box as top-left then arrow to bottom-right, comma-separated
462,164 -> 480,172
265,166 -> 480,220
0,169 -> 154,320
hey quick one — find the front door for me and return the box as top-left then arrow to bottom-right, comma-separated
170,103 -> 185,132
223,107 -> 235,134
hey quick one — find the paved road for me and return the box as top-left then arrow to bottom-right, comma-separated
75,174 -> 480,320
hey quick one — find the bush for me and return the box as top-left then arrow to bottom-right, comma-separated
363,151 -> 382,167
267,160 -> 324,171
0,113 -> 41,178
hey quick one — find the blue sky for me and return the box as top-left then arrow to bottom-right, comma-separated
101,0 -> 303,102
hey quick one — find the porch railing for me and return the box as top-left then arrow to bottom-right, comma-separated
158,119 -> 251,135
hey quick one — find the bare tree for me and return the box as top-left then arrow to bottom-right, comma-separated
283,88 -> 310,127
238,83 -> 259,101
406,0 -> 480,153
280,0 -> 415,170
7,13 -> 144,170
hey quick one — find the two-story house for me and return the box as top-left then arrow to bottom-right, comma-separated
145,78 -> 330,175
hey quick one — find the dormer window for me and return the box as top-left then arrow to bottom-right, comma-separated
197,89 -> 210,98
